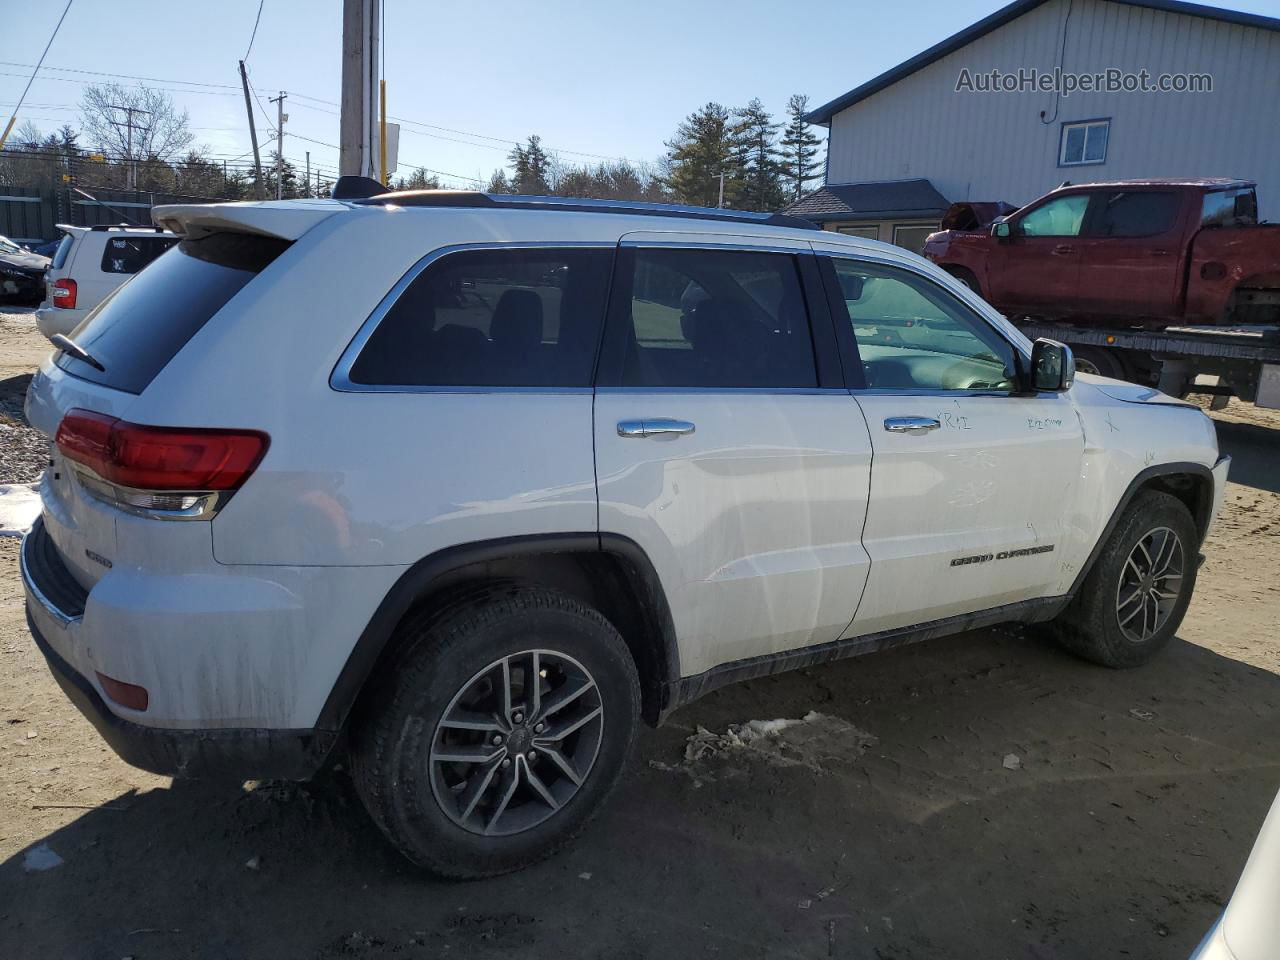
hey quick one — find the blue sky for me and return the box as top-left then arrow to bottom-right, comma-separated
6,0 -> 1278,187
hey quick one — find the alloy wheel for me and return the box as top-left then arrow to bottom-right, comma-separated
428,649 -> 604,837
1115,526 -> 1185,643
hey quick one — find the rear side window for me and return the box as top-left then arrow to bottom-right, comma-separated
1089,191 -> 1178,237
1202,188 -> 1259,227
99,234 -> 178,274
55,232 -> 290,394
603,247 -> 817,388
51,233 -> 75,270
348,248 -> 612,387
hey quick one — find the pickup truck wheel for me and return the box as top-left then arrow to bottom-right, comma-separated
1070,345 -> 1127,380
351,587 -> 640,878
1047,491 -> 1198,668
946,267 -> 982,298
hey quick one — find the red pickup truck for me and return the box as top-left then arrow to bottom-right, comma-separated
924,179 -> 1280,329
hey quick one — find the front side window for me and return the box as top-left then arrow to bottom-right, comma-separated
1060,119 -> 1109,165
830,258 -> 1016,392
349,247 -> 612,387
1018,195 -> 1089,237
99,234 -> 178,274
1090,191 -> 1179,236
608,247 -> 817,389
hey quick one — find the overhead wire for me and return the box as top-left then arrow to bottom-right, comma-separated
0,0 -> 75,149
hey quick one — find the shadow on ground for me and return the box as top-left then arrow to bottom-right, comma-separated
1214,418 -> 1280,494
3,627 -> 1278,959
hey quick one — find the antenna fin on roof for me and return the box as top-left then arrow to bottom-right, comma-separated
332,176 -> 388,200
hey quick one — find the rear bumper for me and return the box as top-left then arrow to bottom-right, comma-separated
21,517 -> 336,780
34,305 -> 87,340
27,609 -> 334,780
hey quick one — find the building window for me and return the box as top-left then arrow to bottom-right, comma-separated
891,224 -> 939,255
1060,119 -> 1109,166
835,224 -> 879,240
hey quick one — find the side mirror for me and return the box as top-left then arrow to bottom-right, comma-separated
991,219 -> 1012,240
837,273 -> 865,301
1029,338 -> 1075,392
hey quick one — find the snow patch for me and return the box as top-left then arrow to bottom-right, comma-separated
659,711 -> 877,778
0,482 -> 41,537
23,842 -> 64,872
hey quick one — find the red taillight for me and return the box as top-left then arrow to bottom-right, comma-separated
55,409 -> 268,492
52,278 -> 77,309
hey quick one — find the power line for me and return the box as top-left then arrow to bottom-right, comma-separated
0,71 -> 240,97
0,60 -> 239,91
4,61 -> 629,161
0,0 -> 75,150
243,0 -> 266,62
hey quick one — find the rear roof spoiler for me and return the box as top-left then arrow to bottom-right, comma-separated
150,200 -> 341,242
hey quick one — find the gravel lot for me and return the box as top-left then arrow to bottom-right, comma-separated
0,312 -> 1277,959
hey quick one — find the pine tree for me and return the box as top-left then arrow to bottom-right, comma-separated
508,135 -> 550,194
486,168 -> 514,193
732,98 -> 785,211
780,94 -> 823,202
662,102 -> 736,207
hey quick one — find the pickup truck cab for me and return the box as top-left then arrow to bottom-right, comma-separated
925,179 -> 1280,328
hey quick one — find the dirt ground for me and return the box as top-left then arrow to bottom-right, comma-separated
0,313 -> 1277,959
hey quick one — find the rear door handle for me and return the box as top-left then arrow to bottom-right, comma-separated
1052,244 -> 1075,255
617,418 -> 696,438
884,417 -> 941,435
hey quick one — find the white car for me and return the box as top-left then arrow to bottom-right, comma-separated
1190,789 -> 1280,959
35,224 -> 176,339
21,184 -> 1230,878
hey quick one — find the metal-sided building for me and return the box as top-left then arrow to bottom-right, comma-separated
790,0 -> 1280,250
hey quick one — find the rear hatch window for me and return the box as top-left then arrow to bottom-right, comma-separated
99,233 -> 178,274
55,231 -> 290,394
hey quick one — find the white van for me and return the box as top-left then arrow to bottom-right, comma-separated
35,224 -> 177,340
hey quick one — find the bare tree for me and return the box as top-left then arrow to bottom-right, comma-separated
79,83 -> 194,172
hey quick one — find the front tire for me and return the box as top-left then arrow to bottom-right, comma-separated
1047,491 -> 1198,668
352,587 -> 640,878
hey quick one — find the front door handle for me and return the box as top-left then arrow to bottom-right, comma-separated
617,418 -> 696,438
1052,244 -> 1075,255
884,416 -> 941,435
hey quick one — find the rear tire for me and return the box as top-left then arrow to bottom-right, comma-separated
351,586 -> 640,878
1047,491 -> 1198,668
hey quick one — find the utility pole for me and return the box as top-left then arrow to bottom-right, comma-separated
270,91 -> 288,199
106,104 -> 150,191
715,171 -> 725,208
238,60 -> 266,199
305,151 -> 311,198
339,0 -> 381,181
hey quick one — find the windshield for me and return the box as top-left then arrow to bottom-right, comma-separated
0,235 -> 21,255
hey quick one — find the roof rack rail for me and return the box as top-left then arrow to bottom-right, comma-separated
330,177 -> 819,231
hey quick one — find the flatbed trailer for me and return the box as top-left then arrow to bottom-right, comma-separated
1015,321 -> 1280,410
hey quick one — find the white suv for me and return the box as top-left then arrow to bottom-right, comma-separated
35,224 -> 176,340
21,184 -> 1230,877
